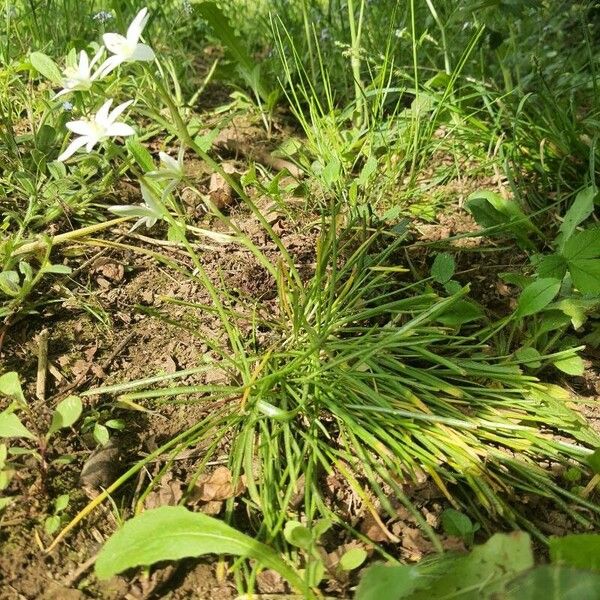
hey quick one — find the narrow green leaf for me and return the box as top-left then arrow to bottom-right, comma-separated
515,278 -> 561,318
126,138 -> 155,172
95,507 -> 305,592
0,411 -> 35,439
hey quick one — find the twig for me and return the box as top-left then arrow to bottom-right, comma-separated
36,329 -> 49,402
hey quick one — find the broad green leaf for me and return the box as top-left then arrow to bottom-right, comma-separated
536,254 -> 568,280
558,298 -> 599,329
355,564 -> 425,600
441,508 -> 478,543
283,520 -> 312,549
339,547 -> 367,571
47,395 -> 82,438
29,52 -> 62,83
514,347 -> 542,368
0,411 -> 35,439
409,532 -> 534,600
54,493 -> 70,512
562,227 -> 600,261
0,271 -> 21,297
0,372 -> 25,403
506,566 -> 600,600
93,423 -> 110,446
431,252 -> 455,284
559,187 -> 597,244
549,534 -> 600,572
436,300 -> 484,327
553,355 -> 584,376
466,191 -> 538,249
515,278 -> 561,318
95,506 -> 305,592
45,515 -> 61,534
357,533 -> 534,600
567,258 -> 600,295
321,157 -> 342,187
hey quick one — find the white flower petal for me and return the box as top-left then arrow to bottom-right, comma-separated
103,32 -> 128,55
95,99 -> 114,126
54,88 -> 71,99
66,120 -> 94,136
126,7 -> 148,45
107,99 -> 134,123
85,137 -> 99,152
140,183 -> 163,214
129,43 -> 155,62
159,152 -> 179,171
95,55 -> 122,78
57,136 -> 89,162
78,50 -> 89,72
107,123 -> 135,137
109,205 -> 157,218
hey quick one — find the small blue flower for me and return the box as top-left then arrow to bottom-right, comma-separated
182,0 -> 193,16
92,10 -> 113,23
62,101 -> 74,111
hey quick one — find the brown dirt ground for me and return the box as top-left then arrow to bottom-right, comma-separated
1,140 -> 599,598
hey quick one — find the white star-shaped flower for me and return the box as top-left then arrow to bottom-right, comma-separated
98,7 -> 155,76
108,182 -> 165,230
54,48 -> 105,98
57,99 -> 135,162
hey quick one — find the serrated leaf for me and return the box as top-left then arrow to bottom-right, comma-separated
0,411 -> 35,439
431,252 -> 455,284
0,372 -> 26,403
515,278 -> 561,318
536,254 -> 568,279
553,355 -> 584,376
283,520 -> 312,549
562,227 -> 600,261
549,534 -> 600,572
47,395 -> 82,438
95,506 -> 304,591
559,187 -> 596,244
339,547 -> 367,571
567,258 -> 600,295
29,52 -> 62,83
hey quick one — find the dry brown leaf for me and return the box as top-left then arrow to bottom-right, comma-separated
256,569 -> 286,594
190,466 -> 246,503
360,513 -> 389,543
144,479 -> 184,509
400,526 -> 435,561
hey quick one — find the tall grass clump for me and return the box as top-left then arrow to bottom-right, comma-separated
84,212 -> 600,553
